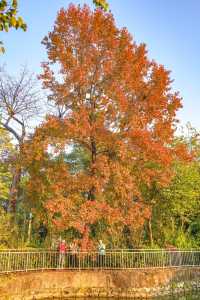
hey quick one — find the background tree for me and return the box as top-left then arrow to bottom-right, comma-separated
0,126 -> 13,206
0,66 -> 42,212
147,127 -> 200,248
0,0 -> 26,53
0,126 -> 19,248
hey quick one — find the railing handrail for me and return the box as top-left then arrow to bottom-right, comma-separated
1,248 -> 200,252
0,249 -> 200,274
0,249 -> 200,252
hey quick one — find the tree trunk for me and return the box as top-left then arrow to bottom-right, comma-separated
27,215 -> 32,244
171,217 -> 175,234
88,136 -> 97,201
9,166 -> 21,213
148,218 -> 154,246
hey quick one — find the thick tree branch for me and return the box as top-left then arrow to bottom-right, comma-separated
1,121 -> 21,142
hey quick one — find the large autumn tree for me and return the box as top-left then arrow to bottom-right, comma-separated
25,4 -> 185,248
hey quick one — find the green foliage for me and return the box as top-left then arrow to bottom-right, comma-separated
145,127 -> 200,249
0,208 -> 18,248
0,127 -> 13,204
174,230 -> 194,249
93,0 -> 109,11
64,144 -> 90,174
163,162 -> 200,222
149,160 -> 200,249
0,0 -> 27,53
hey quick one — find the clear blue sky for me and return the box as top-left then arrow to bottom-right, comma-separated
1,0 -> 200,130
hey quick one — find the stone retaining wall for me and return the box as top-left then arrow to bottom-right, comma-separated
0,268 -> 200,299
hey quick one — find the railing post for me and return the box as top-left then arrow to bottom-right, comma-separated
7,251 -> 11,272
25,252 -> 28,272
42,252 -> 45,270
78,251 -> 80,271
122,249 -> 124,269
192,250 -> 195,267
169,250 -> 171,268
162,249 -> 164,268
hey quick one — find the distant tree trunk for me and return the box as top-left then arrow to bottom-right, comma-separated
9,165 -> 21,213
9,144 -> 24,213
27,214 -> 32,244
88,136 -> 97,201
180,215 -> 185,231
148,218 -> 153,246
171,217 -> 175,234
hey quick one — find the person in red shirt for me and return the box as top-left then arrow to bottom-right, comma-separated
58,240 -> 66,268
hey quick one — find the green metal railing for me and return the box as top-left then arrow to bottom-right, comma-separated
0,250 -> 199,273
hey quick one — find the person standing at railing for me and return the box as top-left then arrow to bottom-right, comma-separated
58,239 -> 66,269
98,240 -> 106,268
166,244 -> 180,266
38,223 -> 48,245
69,240 -> 78,268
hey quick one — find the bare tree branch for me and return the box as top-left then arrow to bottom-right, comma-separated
0,65 -> 43,142
2,122 -> 21,142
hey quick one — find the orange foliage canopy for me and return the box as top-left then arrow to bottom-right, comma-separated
25,5 -> 186,247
